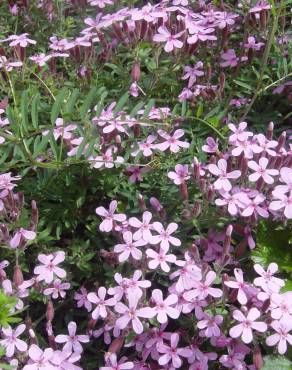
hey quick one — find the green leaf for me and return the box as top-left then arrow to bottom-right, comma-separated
65,88 -> 79,114
181,100 -> 187,117
20,90 -> 29,133
251,221 -> 292,272
113,92 -> 129,114
51,88 -> 68,124
31,93 -> 40,129
142,98 -> 155,119
262,356 -> 292,370
80,86 -> 97,119
130,100 -> 145,118
234,80 -> 253,91
76,138 -> 87,159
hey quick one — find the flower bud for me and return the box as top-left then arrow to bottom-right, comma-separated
192,201 -> 201,217
276,131 -> 286,152
131,61 -> 141,82
266,121 -> 274,140
180,182 -> 189,201
223,225 -> 233,257
13,265 -> 24,287
46,300 -> 54,322
192,157 -> 201,181
219,72 -> 225,93
108,336 -> 124,354
138,193 -> 147,211
150,197 -> 163,212
253,345 -> 264,370
30,200 -> 39,230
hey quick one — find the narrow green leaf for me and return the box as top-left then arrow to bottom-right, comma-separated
142,98 -> 155,119
130,100 -> 145,118
48,132 -> 58,159
51,88 -> 68,124
80,87 -> 97,119
84,139 -> 96,158
181,100 -> 187,117
65,89 -> 79,114
113,92 -> 129,114
31,93 -> 40,129
234,80 -> 253,91
20,90 -> 29,133
76,138 -> 87,159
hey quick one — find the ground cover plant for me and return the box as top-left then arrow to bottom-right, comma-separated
0,0 -> 291,369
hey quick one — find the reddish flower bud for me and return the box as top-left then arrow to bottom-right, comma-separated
253,345 -> 264,370
46,300 -> 54,322
131,61 -> 141,82
180,182 -> 189,201
108,336 -> 124,354
138,193 -> 147,211
13,265 -> 24,287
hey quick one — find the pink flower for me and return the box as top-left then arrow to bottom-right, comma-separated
115,295 -> 155,334
146,246 -> 176,272
197,313 -> 223,337
151,289 -> 179,323
101,354 -> 134,370
224,268 -> 248,305
29,53 -> 51,66
74,287 -> 92,312
252,133 -> 278,156
129,211 -> 153,242
220,49 -> 239,67
114,231 -> 146,262
269,191 -> 292,219
3,33 -> 36,47
215,190 -> 249,216
23,345 -> 54,370
34,251 -> 66,284
10,228 -> 36,248
89,148 -> 124,170
202,137 -> 218,153
228,122 -> 253,142
266,320 -> 292,354
0,172 -> 21,190
273,167 -> 292,196
156,129 -> 189,153
131,135 -> 157,157
187,25 -> 216,44
51,350 -> 82,370
183,271 -> 222,301
153,26 -> 184,52
55,321 -> 89,354
248,157 -> 279,184
253,263 -> 284,292
96,200 -> 126,232
170,254 -> 202,292
43,279 -> 70,299
151,222 -> 181,249
168,164 -> 190,185
0,324 -> 27,357
270,292 -> 292,321
208,159 -> 241,192
87,287 -> 116,320
244,36 -> 265,50
231,139 -> 254,158
126,166 -> 149,183
158,333 -> 192,368
0,56 -> 22,71
42,118 -> 77,141
126,270 -> 151,299
88,0 -> 113,8
241,193 -> 269,218
182,62 -> 204,88
229,308 -> 267,343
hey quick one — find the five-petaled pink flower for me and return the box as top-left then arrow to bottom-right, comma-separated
153,26 -> 184,52
208,159 -> 241,192
114,231 -> 147,262
269,191 -> 292,219
224,268 -> 248,305
183,271 -> 222,301
23,344 -> 54,370
168,164 -> 190,185
101,353 -> 134,370
87,287 -> 116,320
115,295 -> 155,334
74,287 -> 92,312
146,246 -> 176,272
266,320 -> 292,354
156,129 -> 190,153
253,263 -> 284,292
157,333 -> 192,368
43,279 -> 70,299
34,251 -> 66,284
248,157 -> 279,184
129,211 -> 153,242
229,308 -> 267,344
0,324 -> 27,357
96,200 -> 126,232
197,313 -> 223,337
151,289 -> 179,324
151,222 -> 181,249
55,321 -> 89,354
